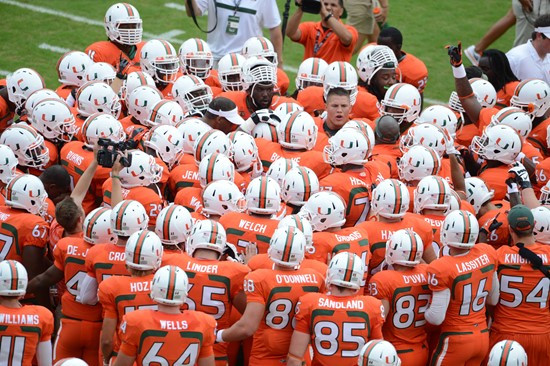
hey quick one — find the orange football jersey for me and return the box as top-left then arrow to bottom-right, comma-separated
245,267 -> 324,364
455,123 -> 480,148
294,292 -> 385,366
427,243 -> 497,332
523,140 -> 544,164
168,164 -> 200,194
492,243 -> 550,334
478,201 -> 511,249
528,117 -> 550,156
0,94 -> 14,133
219,212 -> 279,254
420,213 -> 446,256
477,107 -> 499,131
248,253 -> 328,275
118,309 -> 216,364
55,84 -> 74,100
218,91 -> 300,120
53,236 -> 103,321
535,157 -> 550,191
297,87 -> 325,118
352,89 -> 380,121
398,51 -> 429,93
174,187 -> 203,213
0,304 -> 54,365
85,243 -> 129,284
85,41 -> 144,75
479,164 -> 509,201
0,206 -> 49,263
320,172 -> 370,227
496,81 -> 520,109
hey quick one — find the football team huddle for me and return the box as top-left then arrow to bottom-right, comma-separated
0,2 -> 549,366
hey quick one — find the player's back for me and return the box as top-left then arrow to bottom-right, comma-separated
85,243 -> 129,284
320,172 -> 370,227
294,292 -> 385,366
297,86 -> 324,116
369,264 -> 431,345
219,211 -> 279,254
168,163 -> 200,194
119,309 -> 216,366
310,228 -> 370,273
245,266 -> 324,362
0,304 -> 54,365
427,243 -> 497,331
493,243 -> 550,333
0,206 -> 49,263
398,51 -> 428,93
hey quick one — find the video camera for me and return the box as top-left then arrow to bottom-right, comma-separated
300,0 -> 321,14
96,138 -> 137,168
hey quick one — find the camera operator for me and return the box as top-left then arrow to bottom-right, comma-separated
286,0 -> 358,63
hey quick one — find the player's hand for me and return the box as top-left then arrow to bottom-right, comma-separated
112,153 -> 125,175
250,109 -> 281,126
117,55 -> 130,80
374,6 -> 387,23
445,42 -> 463,67
320,1 -> 330,19
243,243 -> 258,264
509,161 -> 532,189
443,128 -> 458,155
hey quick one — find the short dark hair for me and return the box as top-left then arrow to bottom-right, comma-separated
326,87 -> 350,100
378,27 -> 403,47
55,197 -> 82,232
532,14 -> 550,40
204,97 -> 236,119
465,66 -> 484,79
39,165 -> 71,191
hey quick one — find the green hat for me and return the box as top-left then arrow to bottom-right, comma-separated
507,205 -> 534,232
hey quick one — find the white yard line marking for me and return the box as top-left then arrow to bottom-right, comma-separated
0,70 -> 11,76
283,65 -> 298,73
165,2 -> 186,11
157,30 -> 185,40
38,43 -> 70,54
424,97 -> 446,105
0,0 -> 185,42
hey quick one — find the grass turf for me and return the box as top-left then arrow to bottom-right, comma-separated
0,0 -> 515,103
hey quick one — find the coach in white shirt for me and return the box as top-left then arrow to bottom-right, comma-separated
507,14 -> 550,84
186,0 -> 283,66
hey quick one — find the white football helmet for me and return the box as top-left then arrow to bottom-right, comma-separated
176,117 -> 212,154
324,128 -> 371,166
111,200 -> 149,237
30,98 -> 77,142
81,113 -> 125,148
85,62 -> 116,85
296,57 -> 328,90
0,260 -> 27,297
510,78 -> 550,118
6,68 -> 45,109
299,191 -> 346,231
104,2 -> 142,45
277,111 -> 318,150
202,180 -> 246,216
399,123 -> 447,157
193,129 -> 232,164
76,81 -> 121,118
281,166 -> 319,206
140,39 -> 180,84
242,55 -> 277,91
155,204 -> 193,246
228,131 -> 260,173
370,179 -> 410,219
246,176 -> 281,215
489,107 -> 532,137
469,78 -> 497,108
146,99 -> 185,127
540,181 -> 550,205
127,85 -> 163,124
178,38 -> 213,79
356,44 -> 398,84
125,230 -> 163,270
532,206 -> 550,244
278,214 -> 314,250
268,226 -> 306,268
217,52 -> 246,92
464,177 -> 494,214
416,105 -> 461,138
487,340 -> 528,366
24,89 -> 62,115
57,51 -> 93,87
143,124 -> 184,168
342,120 -> 375,149
120,71 -> 156,104
4,174 -> 48,217
0,124 -> 49,169
252,122 -> 279,142
186,219 -> 227,256
441,210 -> 479,249
414,175 -> 451,213
53,358 -> 89,366
274,102 -> 304,121
379,83 -> 421,124
0,144 -> 18,184
471,125 -> 522,164
151,265 -> 189,305
323,61 -> 358,105
242,36 -> 278,65
83,207 -> 116,245
198,152 -> 235,188
326,252 -> 364,290
119,150 -> 163,188
358,340 -> 401,366
398,145 -> 441,183
266,157 -> 299,187
173,75 -> 213,115
385,229 -> 423,267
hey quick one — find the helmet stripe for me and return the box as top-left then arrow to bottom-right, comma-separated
162,205 -> 178,241
133,230 -> 149,265
115,201 -> 132,231
208,222 -> 218,245
284,111 -> 301,144
259,177 -> 268,209
435,177 -> 446,205
137,72 -> 146,85
292,215 -> 304,232
363,340 -> 383,361
123,3 -> 135,16
299,167 -> 312,201
230,53 -> 238,66
407,230 -> 418,262
514,80 -> 531,97
86,208 -> 108,239
281,227 -> 295,262
344,253 -> 355,282
206,153 -> 218,185
6,175 -> 21,202
460,211 -> 471,245
161,40 -> 173,55
166,265 -> 176,300
195,38 -> 204,52
258,37 -> 268,51
8,260 -> 18,291
311,59 -> 319,76
149,100 -> 168,123
497,108 -> 521,123
499,340 -> 513,366
338,62 -> 346,83
429,149 -> 440,175
391,179 -> 402,215
389,83 -> 403,99
195,130 -> 214,161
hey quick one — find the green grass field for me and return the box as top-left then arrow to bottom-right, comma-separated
0,0 -> 515,103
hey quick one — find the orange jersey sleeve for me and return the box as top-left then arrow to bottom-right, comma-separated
0,207 -> 49,262
55,84 -> 74,100
398,52 -> 429,93
85,243 -> 129,284
496,81 -> 520,109
0,94 -> 14,133
320,172 -> 370,227
85,41 -> 144,75
535,157 -> 550,190
479,165 -> 509,201
528,117 -> 550,156
477,107 -> 499,131
256,138 -> 285,172
296,86 -> 325,116
205,70 -> 222,89
283,150 -> 331,180
351,90 -> 380,121
276,68 -> 290,96
455,123 -> 481,147
478,202 -> 510,249
219,212 -> 279,254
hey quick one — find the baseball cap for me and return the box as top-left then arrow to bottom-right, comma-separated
508,204 -> 534,232
535,26 -> 550,38
206,97 -> 245,126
